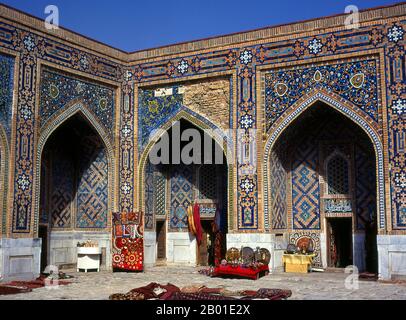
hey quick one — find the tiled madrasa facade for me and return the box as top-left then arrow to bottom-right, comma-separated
0,3 -> 405,280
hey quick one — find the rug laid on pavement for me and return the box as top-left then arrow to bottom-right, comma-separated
109,282 -> 292,300
359,272 -> 378,281
0,275 -> 71,295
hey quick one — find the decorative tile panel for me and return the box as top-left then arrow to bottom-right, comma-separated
170,165 -> 193,230
39,69 -> 115,139
76,134 -> 108,228
291,139 -> 320,230
265,59 -> 379,132
0,53 -> 14,139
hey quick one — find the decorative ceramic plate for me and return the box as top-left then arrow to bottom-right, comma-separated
225,247 -> 240,262
241,247 -> 255,264
286,243 -> 297,254
258,248 -> 271,265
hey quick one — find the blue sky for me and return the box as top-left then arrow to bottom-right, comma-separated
0,0 -> 401,51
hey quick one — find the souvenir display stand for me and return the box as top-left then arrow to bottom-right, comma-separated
211,247 -> 271,280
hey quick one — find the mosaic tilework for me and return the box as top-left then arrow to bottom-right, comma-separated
327,154 -> 350,195
0,53 -> 14,139
39,69 -> 115,139
0,22 -> 122,82
265,59 -> 379,132
145,162 -> 168,229
385,23 -> 406,229
130,19 -> 406,231
0,23 -> 124,233
170,165 -> 193,230
138,86 -> 183,150
0,6 -> 405,234
76,135 -> 108,228
144,161 -> 154,230
269,144 -> 288,230
291,139 -> 320,230
154,170 -> 167,216
263,92 -> 386,231
12,50 -> 37,232
119,79 -> 135,213
289,232 -> 322,267
50,148 -> 74,228
39,157 -> 49,225
198,165 -> 217,200
355,145 -> 377,230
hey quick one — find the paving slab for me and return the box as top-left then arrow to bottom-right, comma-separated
1,266 -> 405,300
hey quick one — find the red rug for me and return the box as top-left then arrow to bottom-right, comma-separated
0,276 -> 70,295
109,282 -> 291,300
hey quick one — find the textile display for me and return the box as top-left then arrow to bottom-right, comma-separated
214,231 -> 223,266
193,202 -> 202,245
187,205 -> 196,234
109,282 -> 291,300
112,212 -> 144,271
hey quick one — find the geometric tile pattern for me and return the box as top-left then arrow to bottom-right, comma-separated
355,145 -> 377,230
50,147 -> 74,228
144,161 -> 154,230
170,165 -> 193,230
0,53 -> 14,139
154,170 -> 167,217
265,59 -> 379,132
327,155 -> 350,195
386,25 -> 406,229
76,135 -> 108,228
39,157 -> 49,225
144,160 -> 168,229
0,6 -> 404,233
263,91 -> 386,231
198,165 -> 217,200
291,139 -> 320,229
138,86 -> 183,151
39,69 -> 115,139
269,144 -> 288,230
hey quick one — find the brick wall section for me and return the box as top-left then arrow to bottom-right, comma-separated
182,78 -> 230,130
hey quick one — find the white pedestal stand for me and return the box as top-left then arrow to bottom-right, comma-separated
77,247 -> 102,272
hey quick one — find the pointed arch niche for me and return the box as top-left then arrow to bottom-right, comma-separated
137,108 -> 233,266
34,102 -> 115,270
263,92 -> 384,272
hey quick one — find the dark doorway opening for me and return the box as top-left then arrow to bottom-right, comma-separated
198,220 -> 215,266
39,225 -> 48,272
327,218 -> 353,268
156,220 -> 166,261
365,220 -> 378,273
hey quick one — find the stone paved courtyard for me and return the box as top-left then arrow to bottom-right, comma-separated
1,266 -> 406,300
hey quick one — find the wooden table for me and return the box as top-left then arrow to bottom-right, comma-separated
282,254 -> 315,273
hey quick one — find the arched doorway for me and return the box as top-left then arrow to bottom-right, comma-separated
141,117 -> 229,266
267,101 -> 378,272
39,113 -> 109,271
